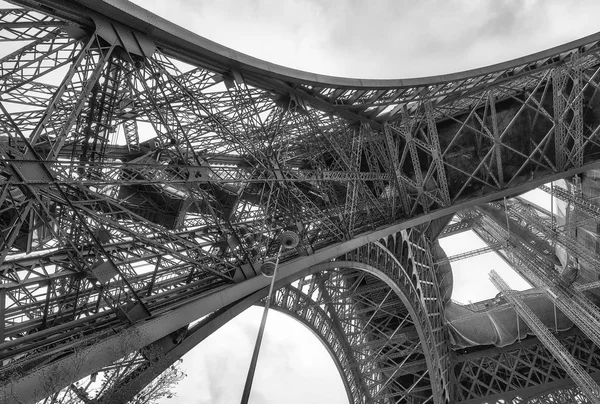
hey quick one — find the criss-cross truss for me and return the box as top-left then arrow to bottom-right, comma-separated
4,1 -> 600,403
455,330 -> 600,403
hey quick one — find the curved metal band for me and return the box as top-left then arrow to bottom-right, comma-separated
31,0 -> 600,89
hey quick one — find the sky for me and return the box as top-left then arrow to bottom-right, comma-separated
131,0 -> 600,79
170,307 -> 348,404
20,0 -> 600,403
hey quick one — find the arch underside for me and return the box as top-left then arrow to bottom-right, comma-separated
261,227 -> 452,404
270,268 -> 429,404
270,272 -> 420,404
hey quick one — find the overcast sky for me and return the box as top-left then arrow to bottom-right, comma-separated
121,1 -> 600,403
133,0 -> 600,79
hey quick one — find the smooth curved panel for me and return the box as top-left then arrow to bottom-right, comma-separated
445,292 -> 574,348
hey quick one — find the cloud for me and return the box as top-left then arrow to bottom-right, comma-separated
163,308 -> 348,404
132,0 -> 600,80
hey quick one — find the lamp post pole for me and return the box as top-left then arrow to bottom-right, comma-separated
240,245 -> 283,404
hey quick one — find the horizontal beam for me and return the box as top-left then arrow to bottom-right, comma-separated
438,219 -> 472,239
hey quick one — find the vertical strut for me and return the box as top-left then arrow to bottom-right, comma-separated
488,92 -> 504,186
383,124 -> 410,214
424,102 -> 450,206
344,126 -> 363,236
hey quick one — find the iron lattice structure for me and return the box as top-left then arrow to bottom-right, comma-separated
2,1 -> 600,403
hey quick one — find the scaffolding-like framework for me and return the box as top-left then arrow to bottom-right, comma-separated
3,1 -> 600,403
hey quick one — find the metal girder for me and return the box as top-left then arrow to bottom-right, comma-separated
436,243 -> 503,264
312,273 -> 373,403
541,183 -> 600,223
438,218 -> 473,238
509,197 -> 600,277
93,288 -> 268,404
0,9 -> 66,41
553,52 -> 585,172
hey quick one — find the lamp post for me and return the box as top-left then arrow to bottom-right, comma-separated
240,231 -> 300,404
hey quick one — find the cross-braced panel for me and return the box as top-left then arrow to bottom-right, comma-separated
454,332 -> 600,403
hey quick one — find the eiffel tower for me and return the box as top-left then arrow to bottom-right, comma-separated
2,1 -> 600,403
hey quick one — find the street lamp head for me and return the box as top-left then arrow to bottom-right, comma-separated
279,230 -> 299,249
260,260 -> 277,277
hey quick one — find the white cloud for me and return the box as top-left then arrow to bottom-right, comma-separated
133,0 -> 600,77
165,307 -> 347,404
